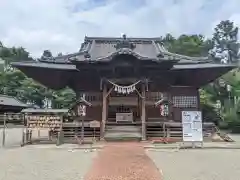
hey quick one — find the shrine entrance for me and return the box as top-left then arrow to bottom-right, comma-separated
103,78 -> 145,141
106,79 -> 143,123
108,105 -> 141,123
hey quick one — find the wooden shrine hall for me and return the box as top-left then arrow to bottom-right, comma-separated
12,34 -> 236,141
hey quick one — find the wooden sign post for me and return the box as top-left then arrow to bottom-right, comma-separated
90,120 -> 100,143
69,97 -> 92,145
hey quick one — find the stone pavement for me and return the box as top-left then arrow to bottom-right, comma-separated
84,142 -> 162,180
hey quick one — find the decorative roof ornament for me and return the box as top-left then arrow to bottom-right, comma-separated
83,50 -> 91,59
114,33 -> 136,50
157,53 -> 164,58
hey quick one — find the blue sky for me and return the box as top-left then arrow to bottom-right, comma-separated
0,0 -> 240,57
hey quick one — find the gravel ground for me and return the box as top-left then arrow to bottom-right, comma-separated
0,128 -> 96,180
0,146 -> 96,180
0,128 -> 50,148
2,128 -> 240,180
147,149 -> 240,180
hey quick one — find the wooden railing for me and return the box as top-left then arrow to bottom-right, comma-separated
62,123 -> 100,141
0,113 -> 24,126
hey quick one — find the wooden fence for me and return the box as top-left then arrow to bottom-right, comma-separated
0,113 -> 24,147
0,112 -> 101,147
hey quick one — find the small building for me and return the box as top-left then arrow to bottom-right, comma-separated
0,95 -> 29,125
0,94 -> 29,113
12,35 -> 236,140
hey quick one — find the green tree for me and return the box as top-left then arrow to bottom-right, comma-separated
0,46 -> 33,67
52,88 -> 76,108
210,20 -> 239,63
163,34 -> 210,56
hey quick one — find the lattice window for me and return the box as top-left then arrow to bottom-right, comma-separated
146,92 -> 163,101
172,96 -> 198,108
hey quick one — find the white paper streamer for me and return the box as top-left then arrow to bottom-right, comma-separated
107,80 -> 141,94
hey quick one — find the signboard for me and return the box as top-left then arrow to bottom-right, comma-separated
182,111 -> 203,142
90,120 -> 100,128
26,115 -> 61,130
116,113 -> 133,122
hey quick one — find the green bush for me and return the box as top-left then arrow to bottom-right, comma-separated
224,109 -> 240,133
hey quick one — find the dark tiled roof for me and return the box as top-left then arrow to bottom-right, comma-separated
49,36 -> 209,63
69,97 -> 92,111
173,63 -> 236,70
11,61 -> 77,70
0,95 -> 28,107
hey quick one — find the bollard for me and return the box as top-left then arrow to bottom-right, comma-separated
38,129 -> 40,138
21,128 -> 25,147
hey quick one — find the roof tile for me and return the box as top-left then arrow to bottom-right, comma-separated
0,95 -> 28,107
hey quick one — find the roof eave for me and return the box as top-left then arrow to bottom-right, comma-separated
11,61 -> 77,70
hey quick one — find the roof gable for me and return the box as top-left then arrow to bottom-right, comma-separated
0,95 -> 28,107
73,35 -> 209,62
44,35 -> 208,64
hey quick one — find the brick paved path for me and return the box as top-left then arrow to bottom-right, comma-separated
84,142 -> 162,180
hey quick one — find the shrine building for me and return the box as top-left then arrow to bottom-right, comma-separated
12,35 -> 236,141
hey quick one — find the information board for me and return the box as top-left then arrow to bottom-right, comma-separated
182,111 -> 203,142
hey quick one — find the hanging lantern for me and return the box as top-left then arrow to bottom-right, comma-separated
227,84 -> 232,92
77,104 -> 86,117
219,78 -> 225,87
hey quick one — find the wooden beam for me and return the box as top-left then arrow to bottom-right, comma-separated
100,83 -> 107,139
105,86 -> 114,99
196,88 -> 201,111
141,83 -> 146,141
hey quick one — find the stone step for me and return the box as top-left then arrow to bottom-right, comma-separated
104,131 -> 142,142
106,125 -> 141,132
105,136 -> 141,142
106,121 -> 141,125
105,131 -> 142,137
105,125 -> 142,142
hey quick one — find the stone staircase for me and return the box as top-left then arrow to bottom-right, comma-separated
104,124 -> 142,142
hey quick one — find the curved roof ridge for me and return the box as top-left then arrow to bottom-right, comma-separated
95,48 -> 154,61
85,36 -> 162,42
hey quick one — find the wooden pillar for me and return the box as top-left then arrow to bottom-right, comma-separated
56,115 -> 63,146
196,88 -> 201,111
81,115 -> 84,142
168,88 -> 173,121
2,113 -> 6,147
141,83 -> 146,141
101,83 -> 107,139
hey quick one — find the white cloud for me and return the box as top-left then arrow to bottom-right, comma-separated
1,0 -> 240,57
